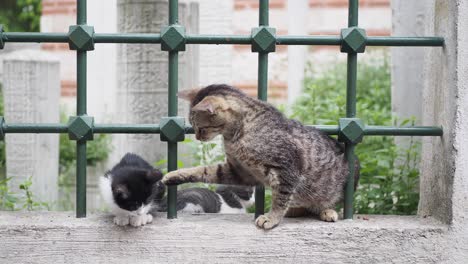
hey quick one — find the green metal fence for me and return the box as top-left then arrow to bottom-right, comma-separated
0,0 -> 443,219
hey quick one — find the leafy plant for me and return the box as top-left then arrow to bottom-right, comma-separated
0,178 -> 17,210
0,176 -> 49,211
0,0 -> 41,32
19,176 -> 50,211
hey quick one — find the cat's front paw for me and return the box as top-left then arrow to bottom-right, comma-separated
162,170 -> 193,185
319,209 -> 338,222
113,215 -> 130,226
255,214 -> 281,230
130,214 -> 151,227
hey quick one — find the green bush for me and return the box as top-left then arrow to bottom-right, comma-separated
0,0 -> 42,32
290,54 -> 420,215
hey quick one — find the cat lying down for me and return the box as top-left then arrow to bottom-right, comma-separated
100,153 -> 254,227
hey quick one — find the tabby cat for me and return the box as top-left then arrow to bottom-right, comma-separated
162,84 -> 360,230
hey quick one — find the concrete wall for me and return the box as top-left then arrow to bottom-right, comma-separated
390,1 -> 431,123
0,212 -> 448,263
419,0 -> 468,260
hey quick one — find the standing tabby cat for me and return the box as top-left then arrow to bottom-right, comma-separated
162,84 -> 359,230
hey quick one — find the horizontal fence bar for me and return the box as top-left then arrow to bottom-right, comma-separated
94,34 -> 161,43
366,37 -> 445,46
276,35 -> 341,45
0,123 -> 442,136
1,33 -> 444,47
186,35 -> 251,44
2,123 -> 68,133
3,32 -> 68,42
362,125 -> 444,136
93,124 -> 161,133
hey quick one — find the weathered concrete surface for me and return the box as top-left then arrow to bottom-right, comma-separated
419,0 -> 468,262
2,50 -> 60,204
113,0 -> 198,167
0,212 -> 447,263
390,0 -> 431,124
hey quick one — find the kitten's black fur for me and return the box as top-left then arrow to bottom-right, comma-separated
104,153 -> 165,211
157,185 -> 254,213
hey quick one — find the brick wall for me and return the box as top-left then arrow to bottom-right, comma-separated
40,0 -> 391,101
232,0 -> 391,102
41,0 -> 77,97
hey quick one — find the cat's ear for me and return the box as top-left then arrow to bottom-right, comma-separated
178,89 -> 200,101
192,99 -> 215,115
192,96 -> 229,115
146,169 -> 163,184
114,184 -> 129,199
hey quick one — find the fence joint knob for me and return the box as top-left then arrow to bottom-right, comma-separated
68,115 -> 94,142
68,25 -> 95,51
339,118 -> 365,144
251,26 -> 276,53
160,116 -> 185,142
340,27 -> 367,53
161,25 -> 186,51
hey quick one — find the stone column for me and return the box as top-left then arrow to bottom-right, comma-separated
419,0 -> 468,260
191,0 -> 232,86
287,0 -> 308,104
2,50 -> 60,204
114,0 -> 198,166
391,0 -> 431,123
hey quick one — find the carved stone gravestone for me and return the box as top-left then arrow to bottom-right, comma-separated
2,50 -> 60,205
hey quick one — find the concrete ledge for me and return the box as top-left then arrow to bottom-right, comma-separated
0,212 -> 447,263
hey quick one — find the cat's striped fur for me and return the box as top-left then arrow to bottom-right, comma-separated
163,84 -> 360,230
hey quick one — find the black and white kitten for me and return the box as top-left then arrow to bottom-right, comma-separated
100,153 -> 165,227
101,153 -> 255,227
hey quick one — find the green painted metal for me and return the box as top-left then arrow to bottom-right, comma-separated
68,25 -> 95,51
161,25 -> 186,51
343,0 -> 360,220
338,118 -> 365,144
251,27 -> 276,53
186,35 -> 251,44
166,0 -> 180,219
346,54 -> 358,117
253,0 -> 270,219
348,0 -> 359,27
160,117 -> 185,142
0,32 -> 445,47
94,34 -> 161,43
341,27 -> 367,53
0,117 -> 4,139
366,36 -> 444,46
68,116 -> 94,141
169,0 -> 178,25
0,122 -> 443,137
75,0 -> 88,218
0,25 -> 4,49
0,0 -> 446,219
259,0 -> 269,26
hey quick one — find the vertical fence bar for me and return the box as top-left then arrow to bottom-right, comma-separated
255,0 -> 269,219
76,0 -> 87,218
167,0 -> 179,219
344,0 -> 359,220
